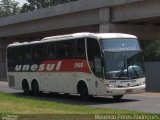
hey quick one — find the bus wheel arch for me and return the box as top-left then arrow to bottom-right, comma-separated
22,79 -> 30,95
77,80 -> 89,100
31,79 -> 40,96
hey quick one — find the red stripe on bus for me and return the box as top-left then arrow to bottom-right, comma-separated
38,59 -> 91,73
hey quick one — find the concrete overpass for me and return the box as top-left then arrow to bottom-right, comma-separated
1,0 -> 160,40
1,0 -> 160,58
0,0 -> 145,62
0,0 -> 160,91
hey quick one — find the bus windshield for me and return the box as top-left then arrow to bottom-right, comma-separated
101,39 -> 145,80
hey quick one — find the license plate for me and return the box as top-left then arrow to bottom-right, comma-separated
126,89 -> 133,93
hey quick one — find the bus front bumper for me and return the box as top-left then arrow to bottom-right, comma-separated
105,84 -> 145,96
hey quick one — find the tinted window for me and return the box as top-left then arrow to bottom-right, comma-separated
32,44 -> 45,60
7,38 -> 86,62
56,41 -> 67,59
8,44 -> 44,62
76,39 -> 86,59
24,45 -> 32,60
7,47 -> 17,62
56,38 -> 86,59
12,45 -> 32,61
45,42 -> 56,59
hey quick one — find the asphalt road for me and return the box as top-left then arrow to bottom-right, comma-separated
0,81 -> 160,114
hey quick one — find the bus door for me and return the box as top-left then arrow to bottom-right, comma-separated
87,38 -> 104,95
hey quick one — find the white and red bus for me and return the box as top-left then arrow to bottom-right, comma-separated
7,33 -> 145,100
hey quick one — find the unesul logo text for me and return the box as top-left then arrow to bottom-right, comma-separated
15,61 -> 62,72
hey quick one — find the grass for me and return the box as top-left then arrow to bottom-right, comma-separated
0,92 -> 147,120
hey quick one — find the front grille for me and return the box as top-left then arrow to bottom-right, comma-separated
117,84 -> 139,88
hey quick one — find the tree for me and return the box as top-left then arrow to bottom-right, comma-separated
20,3 -> 34,13
20,0 -> 78,13
141,40 -> 160,62
0,0 -> 20,18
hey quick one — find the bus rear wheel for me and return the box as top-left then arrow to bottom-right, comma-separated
31,80 -> 40,96
113,95 -> 123,100
22,80 -> 30,95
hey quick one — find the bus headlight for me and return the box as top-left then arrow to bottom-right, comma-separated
138,81 -> 145,86
105,84 -> 115,88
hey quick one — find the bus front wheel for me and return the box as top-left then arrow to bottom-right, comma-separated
77,82 -> 89,100
113,95 -> 123,100
31,80 -> 40,96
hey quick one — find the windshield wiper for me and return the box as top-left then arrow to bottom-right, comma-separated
119,53 -> 127,78
130,65 -> 139,78
119,53 -> 140,79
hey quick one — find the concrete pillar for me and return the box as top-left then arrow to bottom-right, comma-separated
99,7 -> 111,33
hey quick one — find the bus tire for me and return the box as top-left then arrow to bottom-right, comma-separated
31,80 -> 40,96
77,81 -> 89,100
22,80 -> 30,95
113,95 -> 123,100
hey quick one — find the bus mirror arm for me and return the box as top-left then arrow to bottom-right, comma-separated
101,54 -> 105,79
101,51 -> 105,66
101,51 -> 104,57
102,67 -> 105,80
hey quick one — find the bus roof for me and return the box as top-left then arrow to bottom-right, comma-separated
8,32 -> 137,47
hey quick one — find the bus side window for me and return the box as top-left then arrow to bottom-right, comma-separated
14,45 -> 32,62
56,42 -> 66,59
56,40 -> 76,59
7,47 -> 20,71
17,46 -> 24,61
32,44 -> 44,60
7,47 -> 17,63
66,40 -> 75,59
25,45 -> 32,60
45,43 -> 56,59
55,39 -> 86,60
87,38 -> 102,78
76,39 -> 86,59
